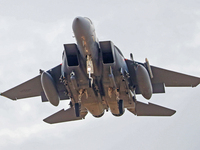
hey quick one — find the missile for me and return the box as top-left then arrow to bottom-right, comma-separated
41,71 -> 60,106
136,64 -> 153,100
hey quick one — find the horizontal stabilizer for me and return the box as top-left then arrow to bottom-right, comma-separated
43,107 -> 87,124
128,101 -> 176,116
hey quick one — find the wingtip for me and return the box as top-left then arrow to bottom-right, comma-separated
0,92 -> 4,96
171,110 -> 176,116
0,92 -> 16,100
43,118 -> 52,124
0,92 -> 6,98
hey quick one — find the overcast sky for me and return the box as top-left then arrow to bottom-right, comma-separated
0,0 -> 200,150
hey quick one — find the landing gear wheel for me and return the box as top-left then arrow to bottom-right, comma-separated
75,103 -> 80,117
118,99 -> 125,115
89,78 -> 92,88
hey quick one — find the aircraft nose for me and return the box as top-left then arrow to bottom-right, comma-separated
73,17 -> 80,24
73,17 -> 83,30
72,17 -> 90,34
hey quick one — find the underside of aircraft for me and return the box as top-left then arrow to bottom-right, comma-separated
1,17 -> 200,124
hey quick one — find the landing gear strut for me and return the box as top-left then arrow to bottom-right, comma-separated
89,78 -> 93,88
118,99 -> 125,115
75,103 -> 80,117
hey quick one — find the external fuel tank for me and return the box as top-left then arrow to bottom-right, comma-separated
136,64 -> 153,100
41,72 -> 60,106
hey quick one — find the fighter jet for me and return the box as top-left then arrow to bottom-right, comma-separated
1,17 -> 200,124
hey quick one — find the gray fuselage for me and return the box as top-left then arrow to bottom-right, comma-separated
61,17 -> 131,117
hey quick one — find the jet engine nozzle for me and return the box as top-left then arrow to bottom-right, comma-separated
136,64 -> 153,100
41,72 -> 60,106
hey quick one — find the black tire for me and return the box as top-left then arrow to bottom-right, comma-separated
118,99 -> 124,115
75,103 -> 80,117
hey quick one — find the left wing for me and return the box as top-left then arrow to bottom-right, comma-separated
1,64 -> 69,101
1,75 -> 42,100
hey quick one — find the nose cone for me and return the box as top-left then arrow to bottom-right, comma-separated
72,17 -> 90,34
73,17 -> 81,26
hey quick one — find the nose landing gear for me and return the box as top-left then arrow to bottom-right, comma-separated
87,55 -> 94,88
89,78 -> 93,88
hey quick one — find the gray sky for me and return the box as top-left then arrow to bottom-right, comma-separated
0,0 -> 200,150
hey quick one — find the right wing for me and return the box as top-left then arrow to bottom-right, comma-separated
1,64 -> 70,101
125,59 -> 200,94
150,65 -> 200,87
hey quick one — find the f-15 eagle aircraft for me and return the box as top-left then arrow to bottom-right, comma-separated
1,17 -> 200,124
